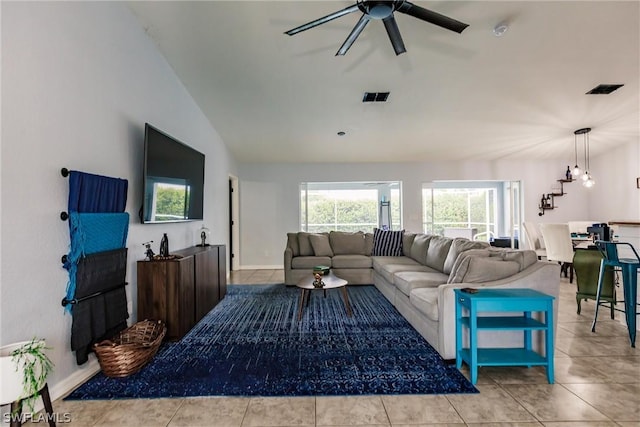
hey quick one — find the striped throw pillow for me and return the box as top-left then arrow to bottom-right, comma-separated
372,228 -> 404,256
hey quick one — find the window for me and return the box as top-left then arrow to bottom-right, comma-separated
145,179 -> 191,222
422,181 -> 521,244
300,182 -> 402,232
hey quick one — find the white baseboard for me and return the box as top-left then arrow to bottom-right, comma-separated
238,265 -> 283,270
51,359 -> 101,400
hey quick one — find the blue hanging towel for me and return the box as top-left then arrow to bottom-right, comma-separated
68,170 -> 128,213
63,212 -> 129,313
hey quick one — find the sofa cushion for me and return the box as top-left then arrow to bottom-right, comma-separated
492,248 -> 538,270
297,232 -> 314,256
309,233 -> 334,257
331,254 -> 372,269
329,231 -> 366,255
394,271 -> 449,297
372,228 -> 404,256
402,233 -> 416,256
410,287 -> 440,321
409,234 -> 432,264
447,248 -> 538,277
364,233 -> 374,256
448,256 -> 521,284
425,236 -> 453,272
442,238 -> 490,275
291,256 -> 332,269
378,263 -> 433,285
448,249 -> 491,277
371,255 -> 421,271
287,232 -> 300,257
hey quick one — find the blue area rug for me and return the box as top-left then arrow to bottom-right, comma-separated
66,284 -> 477,399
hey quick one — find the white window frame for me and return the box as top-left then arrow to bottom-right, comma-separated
300,181 -> 403,232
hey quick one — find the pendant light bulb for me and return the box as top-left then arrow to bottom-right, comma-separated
572,133 -> 581,178
574,127 -> 594,188
583,175 -> 595,188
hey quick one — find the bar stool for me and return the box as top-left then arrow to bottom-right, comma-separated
591,241 -> 640,347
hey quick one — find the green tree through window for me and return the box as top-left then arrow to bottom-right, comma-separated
154,184 -> 190,221
300,182 -> 402,232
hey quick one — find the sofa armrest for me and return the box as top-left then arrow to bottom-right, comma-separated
437,261 -> 561,360
284,247 -> 293,267
284,247 -> 293,285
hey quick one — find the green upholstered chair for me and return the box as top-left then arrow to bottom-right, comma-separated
573,248 -> 615,316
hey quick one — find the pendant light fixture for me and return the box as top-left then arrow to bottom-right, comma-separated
574,127 -> 595,188
572,130 -> 581,177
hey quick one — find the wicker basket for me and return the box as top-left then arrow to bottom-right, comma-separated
93,319 -> 166,378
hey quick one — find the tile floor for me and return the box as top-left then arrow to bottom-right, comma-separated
26,270 -> 640,426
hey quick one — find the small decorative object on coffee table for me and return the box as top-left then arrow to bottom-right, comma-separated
313,265 -> 330,276
312,273 -> 325,288
296,272 -> 351,320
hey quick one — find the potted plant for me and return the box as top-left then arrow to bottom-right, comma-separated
0,339 -> 54,413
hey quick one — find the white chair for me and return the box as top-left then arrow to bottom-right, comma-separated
443,227 -> 477,239
473,230 -> 495,242
539,223 -> 575,283
523,222 -> 547,260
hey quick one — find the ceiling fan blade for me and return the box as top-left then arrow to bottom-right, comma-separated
398,1 -> 469,34
336,14 -> 370,56
383,15 -> 406,55
285,4 -> 360,36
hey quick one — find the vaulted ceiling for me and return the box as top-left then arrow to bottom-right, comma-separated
128,1 -> 640,163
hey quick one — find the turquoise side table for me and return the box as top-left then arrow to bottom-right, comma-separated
454,288 -> 555,384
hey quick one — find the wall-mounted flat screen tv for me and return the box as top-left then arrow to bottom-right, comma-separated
141,123 -> 205,223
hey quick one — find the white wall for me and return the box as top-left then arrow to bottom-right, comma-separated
588,140 -> 640,223
238,158 -> 610,267
1,2 -> 236,401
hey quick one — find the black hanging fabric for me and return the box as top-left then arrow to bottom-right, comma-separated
70,248 -> 129,364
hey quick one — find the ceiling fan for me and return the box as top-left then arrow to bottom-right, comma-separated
284,0 -> 469,56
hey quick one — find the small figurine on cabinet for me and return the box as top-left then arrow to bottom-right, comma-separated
197,225 -> 211,247
159,233 -> 169,257
142,241 -> 155,261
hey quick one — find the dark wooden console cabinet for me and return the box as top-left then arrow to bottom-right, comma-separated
137,244 -> 226,340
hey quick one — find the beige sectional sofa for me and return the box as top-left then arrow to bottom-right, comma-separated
285,231 -> 376,286
284,230 -> 560,360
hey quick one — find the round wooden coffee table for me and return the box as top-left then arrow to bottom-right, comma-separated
296,272 -> 352,320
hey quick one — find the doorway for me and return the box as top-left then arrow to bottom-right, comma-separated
228,175 -> 240,271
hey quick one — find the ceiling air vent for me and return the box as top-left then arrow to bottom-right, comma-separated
586,84 -> 624,95
363,92 -> 390,102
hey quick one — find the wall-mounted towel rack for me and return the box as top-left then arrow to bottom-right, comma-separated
61,167 -> 130,364
61,282 -> 128,306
